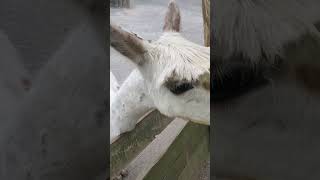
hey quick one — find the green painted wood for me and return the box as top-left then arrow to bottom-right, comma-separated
122,119 -> 188,180
110,110 -> 173,177
143,122 -> 210,180
178,138 -> 210,180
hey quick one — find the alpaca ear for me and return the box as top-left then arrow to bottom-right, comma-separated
110,23 -> 149,65
163,0 -> 181,32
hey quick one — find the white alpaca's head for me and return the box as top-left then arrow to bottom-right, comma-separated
110,0 -> 210,125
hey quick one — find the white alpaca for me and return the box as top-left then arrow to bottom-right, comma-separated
110,0 -> 210,143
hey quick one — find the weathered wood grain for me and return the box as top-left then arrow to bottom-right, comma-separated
202,0 -> 210,47
117,119 -> 210,180
110,110 -> 173,177
123,118 -> 188,180
143,122 -> 210,180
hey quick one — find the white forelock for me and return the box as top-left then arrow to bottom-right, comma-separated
146,32 -> 210,86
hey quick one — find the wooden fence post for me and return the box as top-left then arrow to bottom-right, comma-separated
202,0 -> 210,47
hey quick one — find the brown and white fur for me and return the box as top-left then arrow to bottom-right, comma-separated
110,0 -> 210,143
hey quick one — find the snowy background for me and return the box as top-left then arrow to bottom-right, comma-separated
110,0 -> 204,84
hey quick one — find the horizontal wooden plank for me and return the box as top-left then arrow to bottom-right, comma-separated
123,118 -> 188,180
143,122 -> 210,180
120,120 -> 210,180
110,110 -> 173,177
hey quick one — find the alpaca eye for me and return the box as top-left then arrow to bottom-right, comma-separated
169,82 -> 194,95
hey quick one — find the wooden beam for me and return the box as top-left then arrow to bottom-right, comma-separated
122,119 -> 188,180
143,122 -> 209,180
120,119 -> 209,180
202,0 -> 210,47
110,110 -> 173,177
